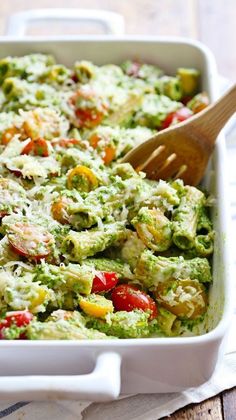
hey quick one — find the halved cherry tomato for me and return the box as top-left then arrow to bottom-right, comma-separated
71,88 -> 108,129
92,271 -> 119,293
8,222 -> 54,260
89,134 -> 116,165
161,107 -> 192,129
21,138 -> 49,157
51,197 -> 71,224
75,108 -> 105,128
67,165 -> 98,192
155,278 -> 207,319
0,310 -> 33,339
111,284 -> 157,320
187,92 -> 210,114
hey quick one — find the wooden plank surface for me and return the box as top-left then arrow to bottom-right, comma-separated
162,395 -> 223,420
0,0 -> 235,418
222,388 -> 236,420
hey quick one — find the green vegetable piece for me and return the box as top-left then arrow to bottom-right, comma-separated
74,60 -> 96,83
155,76 -> 183,100
177,67 -> 200,96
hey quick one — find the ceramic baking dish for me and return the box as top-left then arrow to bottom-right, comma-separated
0,9 -> 233,401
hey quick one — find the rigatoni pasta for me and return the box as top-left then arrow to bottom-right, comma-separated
0,53 -> 213,340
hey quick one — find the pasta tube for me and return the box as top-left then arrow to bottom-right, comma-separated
62,222 -> 127,261
34,263 -> 95,295
27,319 -> 109,340
194,232 -> 214,257
86,258 -> 133,279
135,250 -> 212,288
172,186 -> 205,250
156,307 -> 180,337
86,309 -> 150,338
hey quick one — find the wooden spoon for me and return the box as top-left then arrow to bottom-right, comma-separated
121,84 -> 236,185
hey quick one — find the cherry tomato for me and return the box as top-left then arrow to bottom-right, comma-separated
8,222 -> 54,260
71,88 -> 108,129
0,310 -> 33,339
111,284 -> 157,320
187,92 -> 210,114
89,134 -> 116,164
75,108 -> 105,128
21,138 -> 49,157
51,197 -> 71,224
92,271 -> 119,293
67,165 -> 98,192
161,107 -> 192,129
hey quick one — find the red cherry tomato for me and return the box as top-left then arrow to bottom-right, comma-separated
71,88 -> 108,129
111,284 -> 157,320
0,310 -> 33,339
21,138 -> 49,157
161,107 -> 192,129
8,222 -> 54,260
75,108 -> 106,128
92,271 -> 119,293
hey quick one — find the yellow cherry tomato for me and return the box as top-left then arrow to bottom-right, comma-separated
79,294 -> 113,318
155,278 -> 207,319
67,165 -> 98,192
51,197 -> 71,224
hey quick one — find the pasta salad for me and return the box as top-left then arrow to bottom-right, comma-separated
0,54 -> 213,339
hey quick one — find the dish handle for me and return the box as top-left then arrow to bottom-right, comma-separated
6,8 -> 125,36
0,352 -> 121,401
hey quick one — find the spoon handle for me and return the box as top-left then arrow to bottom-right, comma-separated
191,84 -> 236,143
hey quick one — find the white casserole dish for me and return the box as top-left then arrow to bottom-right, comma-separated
0,9 -> 233,401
